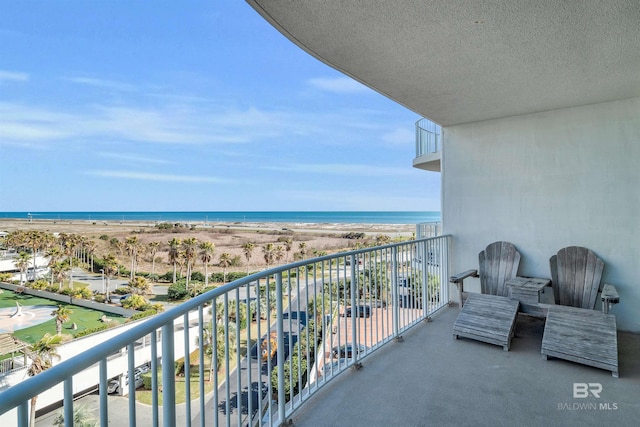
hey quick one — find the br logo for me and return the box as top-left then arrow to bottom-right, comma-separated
573,383 -> 602,398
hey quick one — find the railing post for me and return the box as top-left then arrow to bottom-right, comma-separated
162,323 -> 176,427
63,378 -> 73,427
349,254 -> 358,363
421,240 -> 429,319
183,312 -> 191,424
276,272 -> 286,423
151,330 -> 159,427
99,359 -> 108,427
391,246 -> 400,339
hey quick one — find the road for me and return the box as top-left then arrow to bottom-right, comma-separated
196,283 -> 314,427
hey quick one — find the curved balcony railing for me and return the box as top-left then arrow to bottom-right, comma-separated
415,118 -> 442,157
0,235 -> 450,427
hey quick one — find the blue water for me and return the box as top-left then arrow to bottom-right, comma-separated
0,211 -> 440,225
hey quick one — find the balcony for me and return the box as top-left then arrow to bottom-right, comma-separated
291,307 -> 640,426
0,236 -> 451,427
2,233 -> 638,426
413,118 -> 441,172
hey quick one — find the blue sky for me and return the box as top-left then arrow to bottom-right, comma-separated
0,1 -> 440,212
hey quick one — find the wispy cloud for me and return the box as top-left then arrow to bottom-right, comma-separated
0,70 -> 28,82
381,127 -> 414,146
64,76 -> 136,92
85,170 -> 229,183
263,163 -> 414,177
308,77 -> 370,94
98,152 -> 172,165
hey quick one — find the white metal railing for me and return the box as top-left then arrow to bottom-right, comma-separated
415,118 -> 442,157
415,222 -> 441,239
0,235 -> 451,427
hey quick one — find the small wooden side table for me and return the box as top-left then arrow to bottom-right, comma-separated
506,276 -> 551,317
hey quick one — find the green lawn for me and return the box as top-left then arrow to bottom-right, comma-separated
0,290 -> 125,344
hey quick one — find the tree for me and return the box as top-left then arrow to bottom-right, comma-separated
85,240 -> 97,273
52,305 -> 73,335
262,243 -> 275,269
103,253 -> 119,298
182,238 -> 198,291
15,251 -> 31,284
298,242 -> 308,260
274,245 -> 285,265
125,236 -> 139,280
167,238 -> 182,284
148,242 -> 160,276
283,238 -> 293,262
241,242 -> 255,274
199,242 -> 215,287
53,404 -> 97,427
122,294 -> 149,310
27,333 -> 62,427
128,276 -> 151,295
219,252 -> 232,284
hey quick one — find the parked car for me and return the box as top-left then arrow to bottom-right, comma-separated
342,305 -> 371,318
108,373 -> 144,394
332,344 -> 368,359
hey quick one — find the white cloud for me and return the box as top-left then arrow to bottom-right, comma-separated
263,163 -> 415,177
85,170 -> 229,183
308,77 -> 371,94
64,76 -> 136,92
381,127 -> 415,146
0,70 -> 28,82
98,152 -> 172,165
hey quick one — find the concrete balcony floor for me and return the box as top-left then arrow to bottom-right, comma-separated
292,306 -> 640,427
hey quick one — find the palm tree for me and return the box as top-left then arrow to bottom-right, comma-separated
182,237 -> 198,291
27,333 -> 62,427
85,240 -> 97,272
283,238 -> 293,262
167,238 -> 182,284
219,252 -> 233,284
148,242 -> 160,276
52,305 -> 73,335
241,242 -> 255,274
199,242 -> 215,287
298,242 -> 308,260
51,262 -> 69,290
274,245 -> 285,266
128,276 -> 151,295
103,253 -> 118,298
53,404 -> 97,427
125,236 -> 139,280
46,247 -> 63,286
262,243 -> 275,269
15,251 -> 31,284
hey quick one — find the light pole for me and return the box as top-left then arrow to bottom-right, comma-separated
101,269 -> 105,294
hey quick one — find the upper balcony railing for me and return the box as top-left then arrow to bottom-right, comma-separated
415,118 -> 442,158
0,235 -> 451,427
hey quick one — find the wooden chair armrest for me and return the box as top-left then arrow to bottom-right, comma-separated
449,269 -> 478,307
600,284 -> 620,314
449,269 -> 479,284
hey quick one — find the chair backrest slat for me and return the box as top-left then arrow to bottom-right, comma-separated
479,241 -> 520,296
550,246 -> 603,309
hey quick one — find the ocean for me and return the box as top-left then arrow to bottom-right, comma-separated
0,211 -> 440,225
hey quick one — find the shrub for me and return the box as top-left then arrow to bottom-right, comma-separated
190,271 -> 206,282
122,294 -> 149,310
94,294 -> 106,303
31,280 -> 49,290
99,234 -> 109,240
127,308 -> 159,322
167,281 -> 189,300
158,272 -> 175,282
74,324 -> 109,338
113,287 -> 130,295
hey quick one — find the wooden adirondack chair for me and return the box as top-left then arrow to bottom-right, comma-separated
451,241 -> 521,351
541,246 -> 620,377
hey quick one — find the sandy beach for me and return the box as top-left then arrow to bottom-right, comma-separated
0,218 -> 415,277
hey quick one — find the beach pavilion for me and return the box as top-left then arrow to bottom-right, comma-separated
1,2 -> 640,426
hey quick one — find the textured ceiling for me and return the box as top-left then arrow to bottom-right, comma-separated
248,0 -> 640,126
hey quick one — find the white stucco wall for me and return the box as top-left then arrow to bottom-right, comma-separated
442,97 -> 640,332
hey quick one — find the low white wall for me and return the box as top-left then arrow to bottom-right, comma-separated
443,97 -> 640,331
